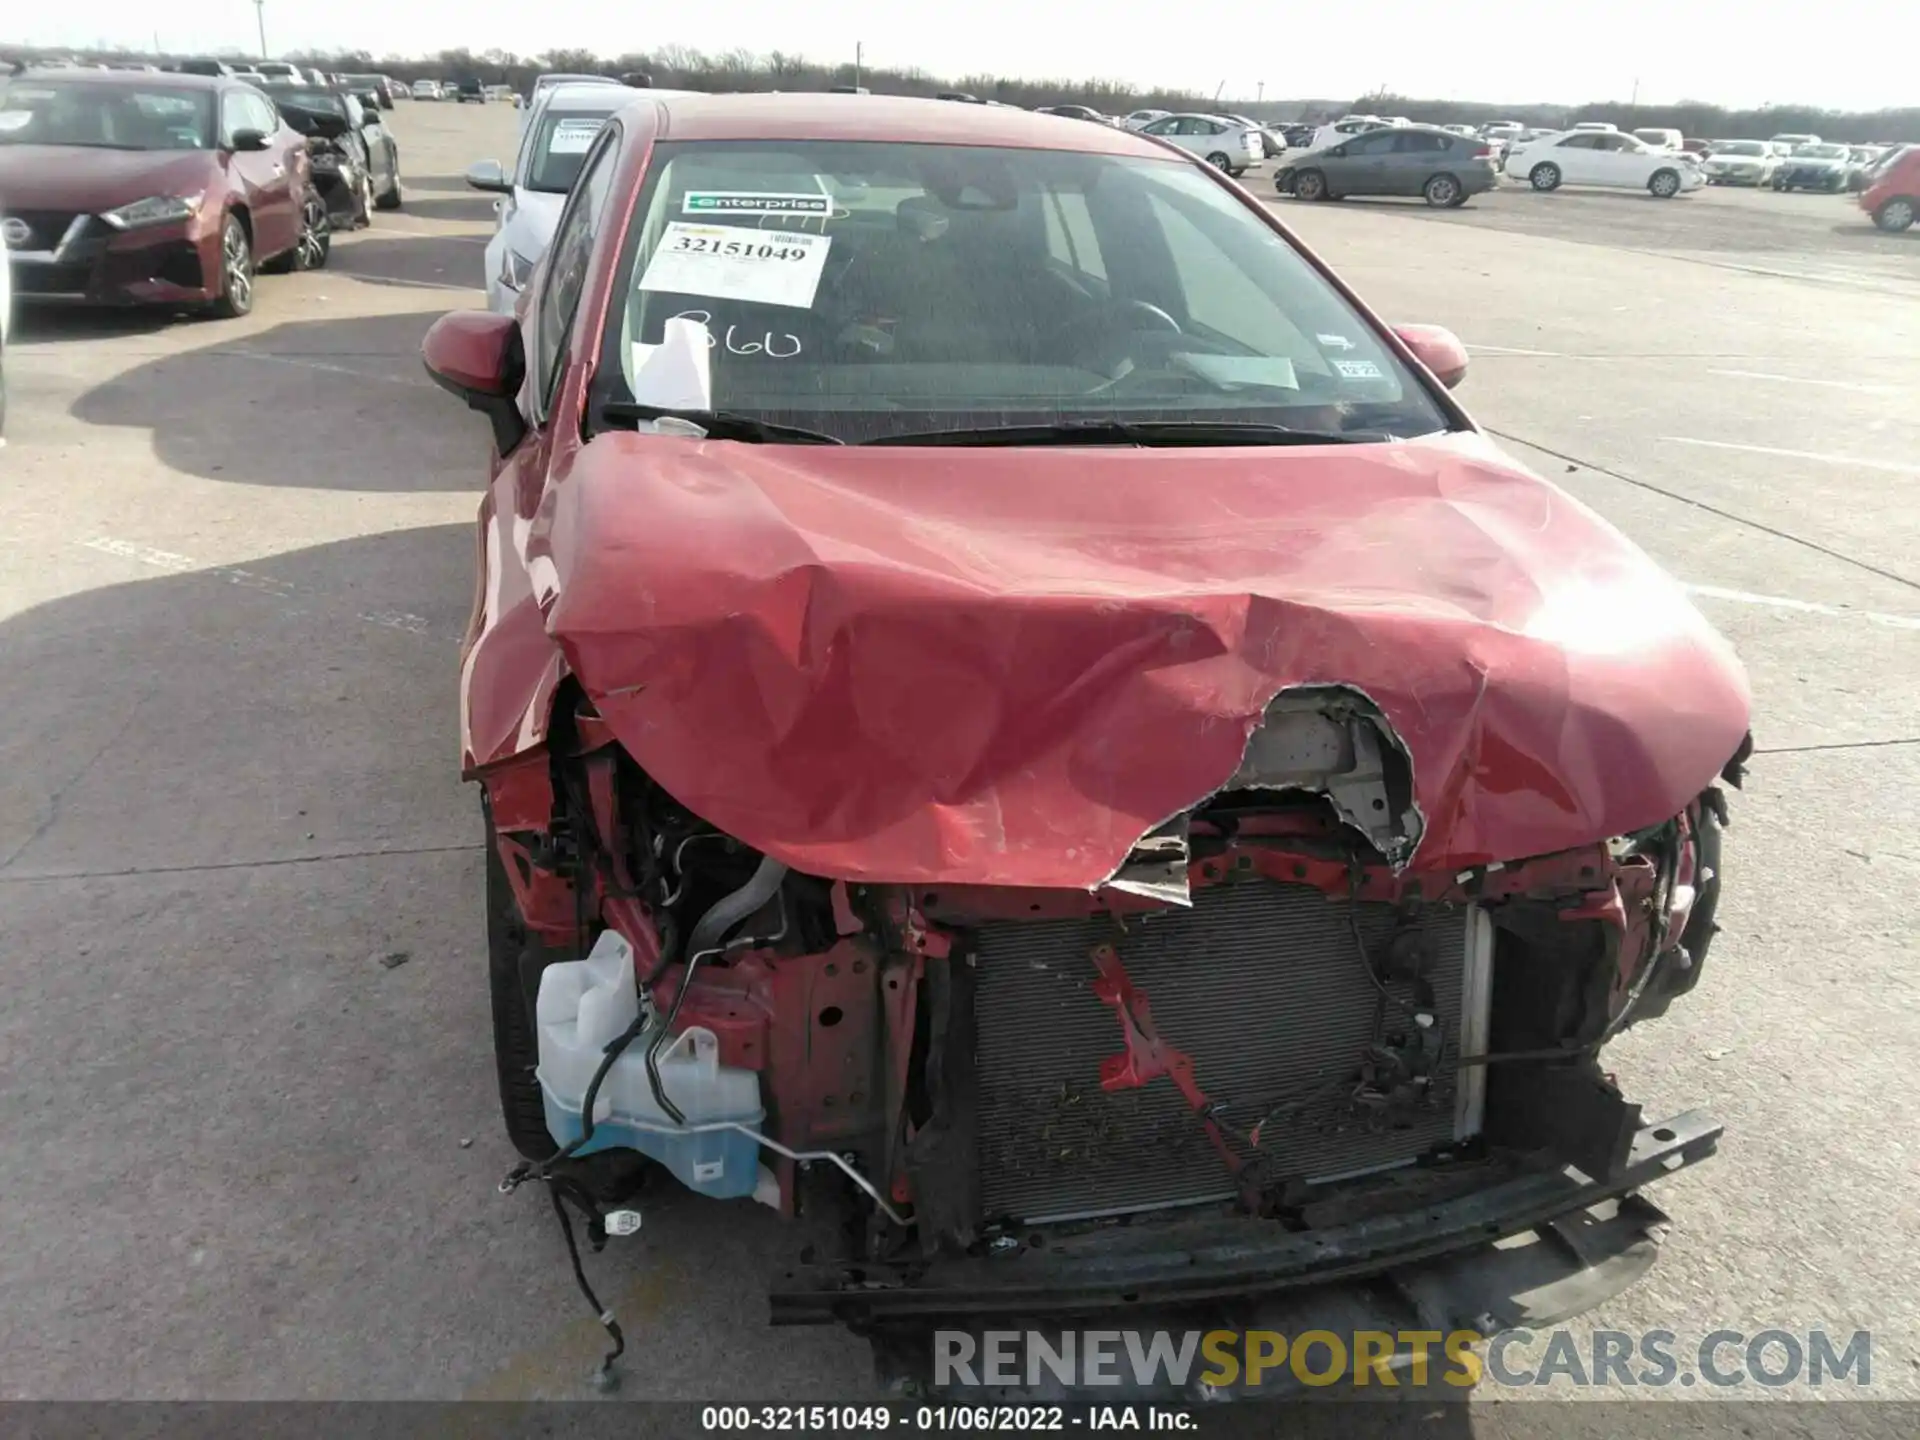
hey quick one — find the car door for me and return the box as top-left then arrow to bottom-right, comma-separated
221,89 -> 297,258
1549,133 -> 1602,183
1139,116 -> 1192,158
1390,130 -> 1449,194
1333,129 -> 1398,193
1589,132 -> 1646,187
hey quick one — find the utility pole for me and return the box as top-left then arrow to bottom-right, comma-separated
254,0 -> 268,59
1257,81 -> 1265,104
853,41 -> 862,91
1630,76 -> 1640,107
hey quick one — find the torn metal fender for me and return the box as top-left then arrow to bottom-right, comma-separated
522,428 -> 1749,889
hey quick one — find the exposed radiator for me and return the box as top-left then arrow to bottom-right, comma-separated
972,878 -> 1492,1225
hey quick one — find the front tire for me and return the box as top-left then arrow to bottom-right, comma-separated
204,214 -> 254,319
263,192 -> 331,272
1649,168 -> 1681,198
1423,172 -> 1462,207
1874,197 -> 1916,232
1293,168 -> 1328,201
375,154 -> 404,210
485,809 -> 562,1162
1529,162 -> 1561,192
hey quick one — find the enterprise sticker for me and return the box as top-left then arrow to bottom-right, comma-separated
683,191 -> 832,216
1333,358 -> 1384,380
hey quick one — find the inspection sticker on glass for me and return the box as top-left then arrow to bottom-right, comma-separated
1334,358 -> 1385,380
547,118 -> 605,155
637,224 -> 833,310
683,191 -> 831,216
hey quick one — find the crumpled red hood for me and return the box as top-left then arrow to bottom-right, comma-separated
535,429 -> 1750,888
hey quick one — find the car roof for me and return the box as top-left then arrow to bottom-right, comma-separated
17,68 -> 225,90
540,81 -> 672,110
646,93 -> 1175,156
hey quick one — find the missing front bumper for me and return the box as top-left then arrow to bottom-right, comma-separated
771,1111 -> 1719,1327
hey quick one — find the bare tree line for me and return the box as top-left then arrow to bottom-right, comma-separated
5,39 -> 1914,143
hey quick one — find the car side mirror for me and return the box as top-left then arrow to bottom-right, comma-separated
423,310 -> 528,453
1393,324 -> 1469,390
466,158 -> 511,193
229,128 -> 272,152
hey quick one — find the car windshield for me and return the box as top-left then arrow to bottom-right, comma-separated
1796,144 -> 1848,158
525,108 -> 615,192
274,86 -> 347,116
0,80 -> 215,149
1717,141 -> 1767,156
598,140 -> 1453,445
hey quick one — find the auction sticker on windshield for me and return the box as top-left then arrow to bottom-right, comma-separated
683,191 -> 831,216
548,118 -> 605,154
637,223 -> 832,310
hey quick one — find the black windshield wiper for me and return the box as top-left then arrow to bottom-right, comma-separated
600,400 -> 843,445
864,419 -> 1389,448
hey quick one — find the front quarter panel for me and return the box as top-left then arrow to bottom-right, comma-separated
461,115 -> 658,775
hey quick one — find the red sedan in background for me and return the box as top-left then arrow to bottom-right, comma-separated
0,70 -> 326,318
423,93 -> 1750,1396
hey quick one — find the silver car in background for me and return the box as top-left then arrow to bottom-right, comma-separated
467,83 -> 695,316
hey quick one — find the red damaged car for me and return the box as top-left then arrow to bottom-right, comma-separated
423,94 -> 1751,1396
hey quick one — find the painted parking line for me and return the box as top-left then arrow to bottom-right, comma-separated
1466,343 -> 1562,356
1661,436 -> 1920,476
1684,583 -> 1920,631
1705,369 -> 1897,394
76,536 -> 453,642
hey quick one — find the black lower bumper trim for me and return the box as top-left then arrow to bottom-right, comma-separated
771,1111 -> 1719,1324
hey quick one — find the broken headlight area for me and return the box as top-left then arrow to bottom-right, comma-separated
485,692 -> 1741,1393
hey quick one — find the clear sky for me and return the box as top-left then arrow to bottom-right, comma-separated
17,0 -> 1912,111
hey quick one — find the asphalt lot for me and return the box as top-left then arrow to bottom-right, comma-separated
1,103 -> 1917,1404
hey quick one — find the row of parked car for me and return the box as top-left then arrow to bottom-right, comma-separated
1257,113 -> 1917,229
0,63 -> 409,322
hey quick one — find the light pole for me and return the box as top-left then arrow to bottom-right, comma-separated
1257,81 -> 1265,104
853,41 -> 862,92
254,0 -> 268,59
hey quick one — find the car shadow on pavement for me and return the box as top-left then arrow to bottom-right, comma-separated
400,174 -> 482,194
10,306 -> 198,343
70,309 -> 491,491
390,192 -> 501,224
328,233 -> 490,293
1828,222 -> 1918,245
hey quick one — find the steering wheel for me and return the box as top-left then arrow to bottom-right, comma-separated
1049,298 -> 1183,370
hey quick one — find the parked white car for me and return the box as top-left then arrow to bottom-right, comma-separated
469,83 -> 696,315
1767,132 -> 1820,156
1571,121 -> 1619,133
1504,129 -> 1706,196
255,61 -> 306,84
1632,127 -> 1684,151
412,79 -> 442,100
1308,114 -> 1388,151
1136,113 -> 1264,174
520,72 -> 628,134
1120,109 -> 1170,131
1702,139 -> 1779,186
